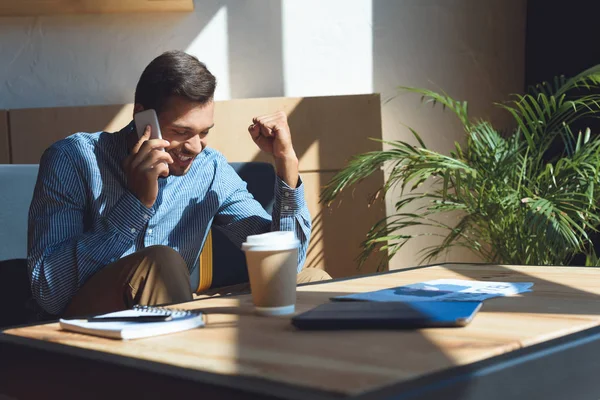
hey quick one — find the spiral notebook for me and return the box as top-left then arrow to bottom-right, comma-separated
59,306 -> 205,340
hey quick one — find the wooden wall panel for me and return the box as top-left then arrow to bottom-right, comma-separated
210,94 -> 383,172
0,0 -> 194,16
9,104 -> 134,164
302,171 -> 387,277
10,94 -> 383,170
0,111 -> 9,164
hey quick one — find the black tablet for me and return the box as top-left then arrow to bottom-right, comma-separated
291,301 -> 482,330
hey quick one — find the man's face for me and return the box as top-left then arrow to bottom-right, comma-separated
157,96 -> 215,176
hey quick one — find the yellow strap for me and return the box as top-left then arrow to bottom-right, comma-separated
197,229 -> 213,293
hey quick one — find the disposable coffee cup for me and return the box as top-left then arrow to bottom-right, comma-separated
241,231 -> 300,316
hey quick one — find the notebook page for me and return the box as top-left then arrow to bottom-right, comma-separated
59,307 -> 205,340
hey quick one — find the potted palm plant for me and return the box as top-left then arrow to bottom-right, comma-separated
320,66 -> 600,270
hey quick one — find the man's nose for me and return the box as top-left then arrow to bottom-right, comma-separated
185,135 -> 203,153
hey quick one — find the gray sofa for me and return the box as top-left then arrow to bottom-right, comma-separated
0,165 -> 39,327
0,165 -> 39,262
0,162 -> 274,262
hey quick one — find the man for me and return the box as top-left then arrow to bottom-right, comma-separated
27,50 -> 329,318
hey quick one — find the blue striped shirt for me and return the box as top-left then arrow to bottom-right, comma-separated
27,122 -> 311,315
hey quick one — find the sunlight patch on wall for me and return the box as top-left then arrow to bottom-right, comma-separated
281,0 -> 373,97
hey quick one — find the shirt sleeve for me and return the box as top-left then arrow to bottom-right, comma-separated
212,160 -> 311,272
27,145 -> 154,315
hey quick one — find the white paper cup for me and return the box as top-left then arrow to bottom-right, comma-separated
242,232 -> 300,316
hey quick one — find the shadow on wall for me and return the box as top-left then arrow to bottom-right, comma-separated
0,0 -> 284,109
371,0 -> 526,269
249,96 -> 389,278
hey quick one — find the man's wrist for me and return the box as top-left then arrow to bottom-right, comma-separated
107,191 -> 154,241
276,175 -> 306,215
274,153 -> 299,188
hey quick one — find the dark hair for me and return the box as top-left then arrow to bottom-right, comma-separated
134,50 -> 217,114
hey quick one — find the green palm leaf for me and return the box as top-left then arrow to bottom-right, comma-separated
321,65 -> 600,269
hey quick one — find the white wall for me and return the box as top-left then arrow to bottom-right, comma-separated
0,0 -> 526,269
281,0 -> 373,97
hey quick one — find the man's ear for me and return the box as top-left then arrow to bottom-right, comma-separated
133,103 -> 144,117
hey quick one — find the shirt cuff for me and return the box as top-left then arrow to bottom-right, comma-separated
106,191 -> 155,241
275,175 -> 307,215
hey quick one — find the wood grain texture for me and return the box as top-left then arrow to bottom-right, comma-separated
0,0 -> 193,16
5,264 -> 600,396
9,104 -> 134,164
301,171 -> 387,277
9,94 -> 383,171
0,111 -> 9,163
209,94 -> 383,171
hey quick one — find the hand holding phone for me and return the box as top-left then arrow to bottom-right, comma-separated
134,109 -> 163,142
123,109 -> 173,208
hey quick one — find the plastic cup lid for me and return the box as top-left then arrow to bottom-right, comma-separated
242,231 -> 300,252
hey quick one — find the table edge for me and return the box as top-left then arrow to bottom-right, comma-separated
0,331 -> 345,400
352,324 -> 600,400
0,263 -> 438,400
3,321 -> 600,399
2,261 -> 599,399
297,261 -> 600,289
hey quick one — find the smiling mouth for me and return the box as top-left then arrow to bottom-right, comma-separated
175,154 -> 193,162
171,151 -> 196,163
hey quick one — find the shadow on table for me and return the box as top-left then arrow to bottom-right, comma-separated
184,263 -> 600,399
2,264 -> 598,400
185,286 -> 495,399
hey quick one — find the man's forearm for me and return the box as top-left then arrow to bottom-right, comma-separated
29,190 -> 150,315
271,174 -> 311,271
274,154 -> 299,188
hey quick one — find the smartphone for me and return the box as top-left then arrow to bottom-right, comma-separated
134,109 -> 163,141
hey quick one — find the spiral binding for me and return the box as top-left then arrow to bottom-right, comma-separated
132,305 -> 200,318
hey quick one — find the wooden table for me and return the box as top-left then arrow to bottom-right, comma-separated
2,263 -> 600,400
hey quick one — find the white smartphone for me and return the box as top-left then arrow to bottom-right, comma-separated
134,109 -> 163,141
